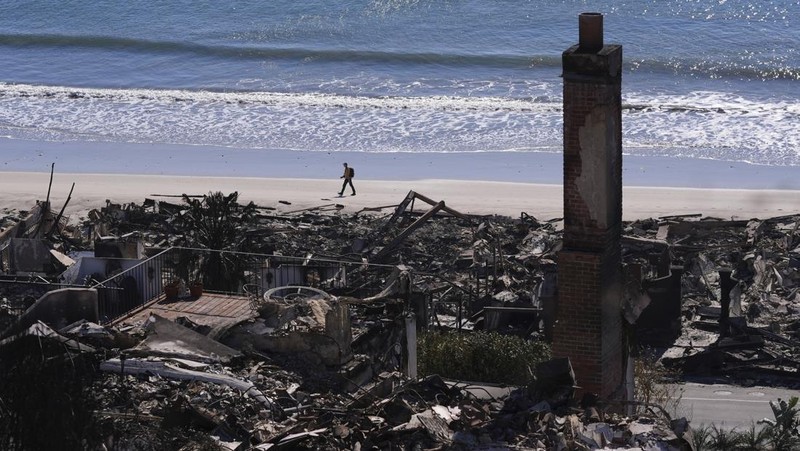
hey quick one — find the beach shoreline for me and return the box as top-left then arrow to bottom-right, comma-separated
3,137 -> 800,189
2,138 -> 798,222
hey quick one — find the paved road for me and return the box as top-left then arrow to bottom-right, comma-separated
677,382 -> 798,430
448,380 -> 797,432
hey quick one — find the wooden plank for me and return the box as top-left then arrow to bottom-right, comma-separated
212,297 -> 241,317
217,301 -> 245,318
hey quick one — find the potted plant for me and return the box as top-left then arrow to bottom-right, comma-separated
189,279 -> 204,298
164,278 -> 182,300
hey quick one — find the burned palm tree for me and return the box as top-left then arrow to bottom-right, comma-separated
175,191 -> 257,292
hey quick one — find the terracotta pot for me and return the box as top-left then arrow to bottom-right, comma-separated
189,283 -> 203,298
164,284 -> 179,300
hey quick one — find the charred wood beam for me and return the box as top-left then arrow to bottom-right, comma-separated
283,203 -> 343,214
748,326 -> 800,350
387,191 -> 469,226
32,163 -> 56,238
410,191 -> 469,221
47,182 -> 75,238
149,193 -> 204,198
356,204 -> 401,215
385,191 -> 417,227
373,201 -> 445,263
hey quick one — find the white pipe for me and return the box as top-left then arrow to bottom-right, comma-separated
100,358 -> 274,413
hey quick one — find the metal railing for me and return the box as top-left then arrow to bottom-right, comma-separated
91,247 -> 401,324
0,277 -> 125,320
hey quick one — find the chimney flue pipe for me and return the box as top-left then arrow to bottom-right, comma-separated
579,12 -> 603,52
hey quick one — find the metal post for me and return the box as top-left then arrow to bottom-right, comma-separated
626,355 -> 635,416
405,314 -> 417,379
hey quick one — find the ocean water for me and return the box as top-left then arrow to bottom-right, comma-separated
0,0 -> 798,167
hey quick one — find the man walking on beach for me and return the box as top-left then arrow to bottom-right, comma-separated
339,162 -> 356,196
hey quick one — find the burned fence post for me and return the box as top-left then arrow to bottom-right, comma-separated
719,268 -> 733,337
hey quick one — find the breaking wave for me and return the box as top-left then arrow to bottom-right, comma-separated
0,82 -> 559,112
0,83 -> 798,165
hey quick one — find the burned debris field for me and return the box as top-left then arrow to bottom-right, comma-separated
0,191 -> 798,450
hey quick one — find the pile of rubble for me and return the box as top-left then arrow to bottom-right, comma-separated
1,190 -> 798,449
622,215 -> 800,386
0,312 -> 693,450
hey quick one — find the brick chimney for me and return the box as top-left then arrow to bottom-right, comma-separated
553,13 -> 624,399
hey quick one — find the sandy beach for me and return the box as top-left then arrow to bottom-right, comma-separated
2,139 -> 799,221
2,171 -> 799,223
